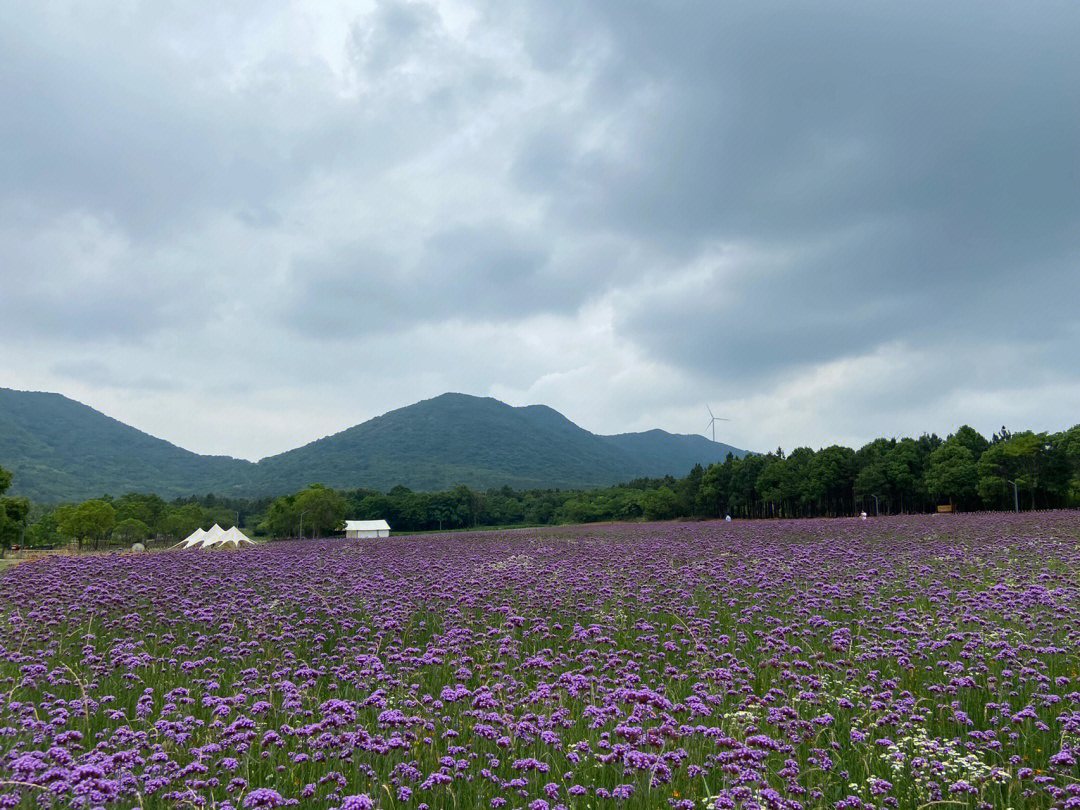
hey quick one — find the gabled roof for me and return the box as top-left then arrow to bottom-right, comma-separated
344,520 -> 391,531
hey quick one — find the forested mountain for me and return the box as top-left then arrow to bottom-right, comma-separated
0,389 -> 255,501
0,389 -> 747,501
255,394 -> 745,493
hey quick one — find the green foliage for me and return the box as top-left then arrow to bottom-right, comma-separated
1056,424 -> 1080,469
160,504 -> 207,539
113,518 -> 151,544
884,438 -> 934,512
976,431 -> 1070,510
25,509 -> 63,549
807,445 -> 857,516
56,499 -> 116,550
0,497 -> 28,560
700,460 -> 734,517
641,487 -> 679,521
19,491 -> 268,550
295,484 -> 349,538
853,438 -> 893,500
113,493 -> 168,528
924,442 -> 979,505
1054,425 -> 1080,500
0,464 -> 30,557
952,424 -> 989,457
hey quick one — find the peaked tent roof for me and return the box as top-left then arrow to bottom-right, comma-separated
180,524 -> 224,549
215,526 -> 258,547
180,527 -> 207,548
200,524 -> 226,546
179,525 -> 258,549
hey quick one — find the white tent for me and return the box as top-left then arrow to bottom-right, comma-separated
200,524 -> 227,547
176,524 -> 258,550
180,527 -> 208,548
209,526 -> 258,548
344,520 -> 390,538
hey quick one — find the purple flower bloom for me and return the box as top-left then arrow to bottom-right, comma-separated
3,513 -> 1080,810
340,795 -> 374,810
243,788 -> 285,808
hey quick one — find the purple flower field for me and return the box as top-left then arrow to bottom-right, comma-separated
3,513 -> 1080,809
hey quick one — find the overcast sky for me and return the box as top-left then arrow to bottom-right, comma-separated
2,1 -> 1078,460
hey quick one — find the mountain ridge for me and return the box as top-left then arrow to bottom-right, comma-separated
0,387 -> 748,501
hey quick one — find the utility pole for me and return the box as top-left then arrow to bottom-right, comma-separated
299,510 -> 309,540
871,494 -> 881,516
1006,480 -> 1019,513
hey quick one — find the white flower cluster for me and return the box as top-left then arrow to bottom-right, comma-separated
881,727 -> 1008,796
484,554 -> 534,572
721,708 -> 761,734
701,783 -> 777,810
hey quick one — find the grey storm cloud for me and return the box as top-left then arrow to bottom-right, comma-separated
2,0 -> 1078,457
1,20 -> 294,238
0,0 -> 503,240
0,204 -> 190,343
620,217 -> 1080,386
282,223 -> 601,337
513,2 -> 1080,241
523,0 -> 1080,384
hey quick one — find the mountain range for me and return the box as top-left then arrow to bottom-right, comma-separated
0,388 -> 748,502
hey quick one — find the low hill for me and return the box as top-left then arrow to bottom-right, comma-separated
0,388 -> 748,501
603,429 -> 742,474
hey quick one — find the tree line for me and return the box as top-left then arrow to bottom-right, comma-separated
1,423 -> 1077,554
708,425 -> 1077,519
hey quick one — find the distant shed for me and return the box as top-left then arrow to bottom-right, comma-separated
344,520 -> 391,539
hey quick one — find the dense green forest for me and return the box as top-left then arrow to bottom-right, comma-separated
2,422 -> 1077,555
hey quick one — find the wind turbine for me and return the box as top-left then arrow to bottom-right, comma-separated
705,404 -> 730,443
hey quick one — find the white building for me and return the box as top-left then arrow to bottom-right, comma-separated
344,520 -> 391,538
